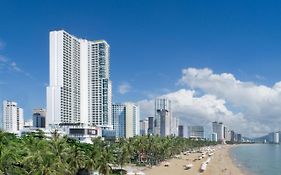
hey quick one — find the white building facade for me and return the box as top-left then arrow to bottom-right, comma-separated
124,103 -> 140,138
212,122 -> 224,142
47,30 -> 112,128
274,132 -> 279,144
2,100 -> 24,133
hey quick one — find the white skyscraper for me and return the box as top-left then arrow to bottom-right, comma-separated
2,100 -> 24,133
155,98 -> 172,136
212,122 -> 224,142
47,30 -> 112,128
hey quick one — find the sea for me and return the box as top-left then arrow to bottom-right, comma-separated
230,144 -> 281,175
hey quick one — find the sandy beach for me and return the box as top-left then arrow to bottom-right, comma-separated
143,145 -> 246,175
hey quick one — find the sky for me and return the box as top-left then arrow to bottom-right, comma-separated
1,0 -> 281,137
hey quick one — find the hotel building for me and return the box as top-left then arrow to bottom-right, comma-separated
112,104 -> 126,137
112,103 -> 140,138
212,121 -> 224,142
47,30 -> 112,128
224,126 -> 232,142
2,100 -> 24,133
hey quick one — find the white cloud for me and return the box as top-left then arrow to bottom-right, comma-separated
10,61 -> 22,72
137,68 -> 281,137
10,61 -> 32,78
118,82 -> 131,94
0,56 -> 32,78
177,68 -> 281,135
0,41 -> 32,78
137,89 -> 268,136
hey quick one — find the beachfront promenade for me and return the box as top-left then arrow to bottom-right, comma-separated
143,145 -> 245,175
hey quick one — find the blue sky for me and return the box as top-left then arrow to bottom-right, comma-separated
1,0 -> 281,128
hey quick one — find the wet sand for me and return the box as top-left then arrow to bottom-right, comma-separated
143,145 -> 246,175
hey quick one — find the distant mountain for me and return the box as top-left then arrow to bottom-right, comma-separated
253,131 -> 281,143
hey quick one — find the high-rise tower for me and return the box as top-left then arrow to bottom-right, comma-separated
47,30 -> 112,128
154,98 -> 172,136
212,121 -> 224,142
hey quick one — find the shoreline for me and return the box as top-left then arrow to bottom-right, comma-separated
205,144 -> 248,175
142,145 -> 249,175
229,144 -> 256,175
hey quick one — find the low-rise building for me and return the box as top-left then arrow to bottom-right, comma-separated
188,126 -> 204,139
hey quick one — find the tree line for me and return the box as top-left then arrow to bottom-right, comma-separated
0,130 -> 217,175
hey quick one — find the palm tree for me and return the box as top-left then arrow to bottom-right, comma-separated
0,129 -> 217,174
48,134 -> 73,174
17,132 -> 68,175
0,131 -> 23,174
0,146 -> 20,174
85,137 -> 104,173
97,146 -> 115,175
67,145 -> 87,174
114,138 -> 131,173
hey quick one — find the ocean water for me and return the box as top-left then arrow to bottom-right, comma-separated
230,144 -> 281,175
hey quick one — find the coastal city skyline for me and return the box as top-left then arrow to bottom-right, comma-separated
2,1 -> 281,138
1,25 -> 244,141
2,1 -> 281,175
